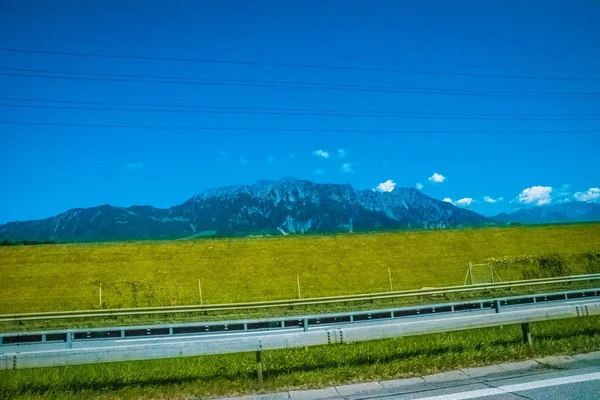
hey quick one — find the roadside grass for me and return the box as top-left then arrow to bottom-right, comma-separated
2,279 -> 599,333
1,223 -> 599,315
1,316 -> 599,400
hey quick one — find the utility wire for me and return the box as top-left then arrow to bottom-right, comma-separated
1,46 -> 600,82
1,68 -> 598,98
1,120 -> 598,134
3,95 -> 599,117
2,100 -> 600,120
2,31 -> 599,76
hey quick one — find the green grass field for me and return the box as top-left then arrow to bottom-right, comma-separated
1,223 -> 599,314
1,223 -> 600,399
1,317 -> 599,400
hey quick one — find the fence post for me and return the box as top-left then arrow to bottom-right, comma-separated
296,273 -> 301,299
388,268 -> 393,292
521,323 -> 533,346
464,263 -> 471,285
255,350 -> 263,387
198,279 -> 203,305
469,262 -> 474,285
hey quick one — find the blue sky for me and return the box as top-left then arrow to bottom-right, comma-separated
1,1 -> 599,223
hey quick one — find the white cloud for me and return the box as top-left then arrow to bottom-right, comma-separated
416,183 -> 424,190
338,148 -> 347,158
454,198 -> 474,207
428,173 -> 446,183
517,186 -> 553,206
573,188 -> 600,202
443,197 -> 474,207
555,184 -> 571,198
340,163 -> 355,173
126,163 -> 144,170
483,196 -> 504,204
376,180 -> 396,192
239,157 -> 249,165
312,149 -> 330,159
313,168 -> 324,175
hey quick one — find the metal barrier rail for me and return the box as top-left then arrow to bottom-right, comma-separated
2,287 -> 598,348
2,273 -> 599,323
1,292 -> 599,376
0,289 -> 600,380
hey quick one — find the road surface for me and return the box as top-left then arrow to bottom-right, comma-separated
215,353 -> 600,400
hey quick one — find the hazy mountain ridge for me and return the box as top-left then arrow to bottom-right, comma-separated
492,202 -> 600,224
0,178 -> 496,242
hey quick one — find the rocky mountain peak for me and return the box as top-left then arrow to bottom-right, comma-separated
0,178 -> 498,242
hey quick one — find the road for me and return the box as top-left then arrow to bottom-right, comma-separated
363,367 -> 600,400
2,297 -> 598,355
215,354 -> 600,399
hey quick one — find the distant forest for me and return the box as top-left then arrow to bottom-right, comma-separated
1,239 -> 59,246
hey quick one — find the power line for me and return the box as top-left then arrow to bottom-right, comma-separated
1,68 -> 598,99
1,46 -> 600,82
2,31 -> 599,76
1,120 -> 598,134
2,98 -> 600,120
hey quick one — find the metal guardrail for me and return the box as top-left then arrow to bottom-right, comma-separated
1,288 -> 598,354
2,273 -> 599,323
1,288 -> 599,391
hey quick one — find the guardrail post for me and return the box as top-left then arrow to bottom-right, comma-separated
495,300 -> 501,313
521,323 -> 533,346
255,350 -> 263,387
67,332 -> 74,349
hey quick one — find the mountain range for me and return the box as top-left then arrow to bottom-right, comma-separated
2,178 -> 598,243
492,201 -> 600,225
0,178 -> 494,242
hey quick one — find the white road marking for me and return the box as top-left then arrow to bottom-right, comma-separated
414,372 -> 600,400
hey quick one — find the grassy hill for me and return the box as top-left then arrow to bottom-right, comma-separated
1,223 -> 599,314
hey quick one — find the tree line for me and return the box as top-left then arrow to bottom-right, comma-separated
1,239 -> 59,246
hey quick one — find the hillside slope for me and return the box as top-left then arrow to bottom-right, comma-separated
0,178 -> 496,242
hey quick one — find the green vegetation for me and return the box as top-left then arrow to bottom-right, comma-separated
1,316 -> 599,400
1,224 -> 599,315
0,239 -> 59,246
1,223 -> 599,399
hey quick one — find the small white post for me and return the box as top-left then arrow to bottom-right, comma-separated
388,268 -> 393,292
469,262 -> 474,285
296,273 -> 301,299
494,268 -> 502,282
198,278 -> 203,305
99,283 -> 102,308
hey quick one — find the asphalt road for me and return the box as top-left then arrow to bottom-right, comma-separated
324,359 -> 600,400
